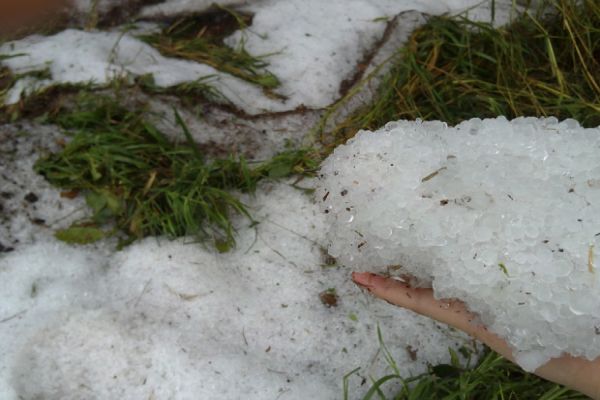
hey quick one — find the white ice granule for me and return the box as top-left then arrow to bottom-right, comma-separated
0,183 -> 474,400
318,116 -> 600,371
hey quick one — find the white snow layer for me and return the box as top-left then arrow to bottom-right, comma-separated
1,0 -> 514,114
318,117 -> 600,372
0,178 -> 474,398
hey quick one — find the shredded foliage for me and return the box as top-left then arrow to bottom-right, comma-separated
345,328 -> 587,400
35,96 -> 317,250
323,0 -> 600,149
140,10 -> 280,90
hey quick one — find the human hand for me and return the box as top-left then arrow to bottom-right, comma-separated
352,271 -> 600,399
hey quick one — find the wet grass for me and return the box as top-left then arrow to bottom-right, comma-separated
321,0 -> 600,150
355,351 -> 586,400
139,9 -> 280,91
35,95 -> 317,250
344,328 -> 587,400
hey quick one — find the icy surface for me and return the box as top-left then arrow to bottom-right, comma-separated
0,179 -> 475,399
318,117 -> 600,371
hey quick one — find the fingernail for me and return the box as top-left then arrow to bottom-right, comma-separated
351,272 -> 376,289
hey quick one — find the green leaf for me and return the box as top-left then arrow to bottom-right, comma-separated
430,364 -> 461,378
85,190 -> 123,224
215,239 -> 232,253
268,162 -> 292,178
85,191 -> 107,213
55,226 -> 105,244
102,190 -> 123,214
449,347 -> 461,367
88,157 -> 102,181
498,262 -> 509,276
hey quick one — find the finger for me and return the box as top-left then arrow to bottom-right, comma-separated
351,271 -> 514,361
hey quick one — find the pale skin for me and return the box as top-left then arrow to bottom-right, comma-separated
352,271 -> 600,399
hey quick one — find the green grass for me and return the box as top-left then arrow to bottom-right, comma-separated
356,350 -> 587,400
139,10 -> 281,91
35,95 -> 317,250
346,328 -> 587,400
321,0 -> 600,150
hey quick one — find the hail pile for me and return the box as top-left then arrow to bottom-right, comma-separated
318,117 -> 600,370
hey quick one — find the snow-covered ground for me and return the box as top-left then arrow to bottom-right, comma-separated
2,0 -> 514,114
0,186 -> 477,399
0,128 -> 475,398
0,0 -> 520,398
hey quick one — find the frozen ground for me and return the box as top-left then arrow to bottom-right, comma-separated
0,0 -> 526,399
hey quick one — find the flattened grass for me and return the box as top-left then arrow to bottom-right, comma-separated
35,96 -> 317,249
140,10 -> 280,90
324,0 -> 600,149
